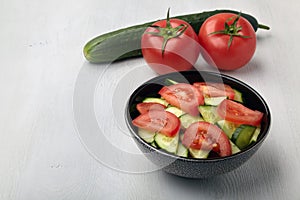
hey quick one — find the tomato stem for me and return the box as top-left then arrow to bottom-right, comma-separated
145,8 -> 187,56
208,12 -> 251,49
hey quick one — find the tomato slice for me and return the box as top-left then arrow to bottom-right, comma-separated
182,121 -> 231,157
193,82 -> 235,99
159,83 -> 204,116
217,99 -> 264,126
136,102 -> 166,114
132,110 -> 180,137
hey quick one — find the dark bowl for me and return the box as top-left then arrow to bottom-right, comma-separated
125,71 -> 271,178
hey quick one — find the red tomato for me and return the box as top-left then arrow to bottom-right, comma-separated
217,99 -> 263,126
182,121 -> 232,157
159,83 -> 204,116
132,110 -> 180,137
193,82 -> 235,99
198,13 -> 256,70
141,16 -> 200,74
136,102 -> 166,114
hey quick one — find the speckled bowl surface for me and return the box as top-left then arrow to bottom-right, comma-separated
125,71 -> 271,178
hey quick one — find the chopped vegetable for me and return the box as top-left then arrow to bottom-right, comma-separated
132,79 -> 264,158
132,110 -> 180,137
217,99 -> 263,126
159,83 -> 204,116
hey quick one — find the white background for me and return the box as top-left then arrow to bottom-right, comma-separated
1,0 -> 300,199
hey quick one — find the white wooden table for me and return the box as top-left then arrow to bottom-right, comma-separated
1,0 -> 300,199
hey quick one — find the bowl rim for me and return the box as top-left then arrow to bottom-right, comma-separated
125,70 -> 271,163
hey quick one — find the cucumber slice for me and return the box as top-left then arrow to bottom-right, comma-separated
232,125 -> 256,149
230,140 -> 241,154
189,148 -> 210,159
155,133 -> 179,153
138,128 -> 156,143
165,106 -> 185,117
233,89 -> 243,103
204,96 -> 227,106
199,106 -> 221,124
165,78 -> 179,86
176,142 -> 188,157
250,127 -> 261,144
142,97 -> 169,107
216,120 -> 239,139
180,114 -> 203,129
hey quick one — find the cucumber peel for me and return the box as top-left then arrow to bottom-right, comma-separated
232,125 -> 256,149
233,89 -> 243,103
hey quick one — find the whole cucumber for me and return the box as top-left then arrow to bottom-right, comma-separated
84,9 -> 269,63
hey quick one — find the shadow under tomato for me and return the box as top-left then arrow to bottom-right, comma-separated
256,32 -> 272,43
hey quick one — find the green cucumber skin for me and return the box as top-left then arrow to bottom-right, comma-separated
232,125 -> 256,149
84,10 -> 264,63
